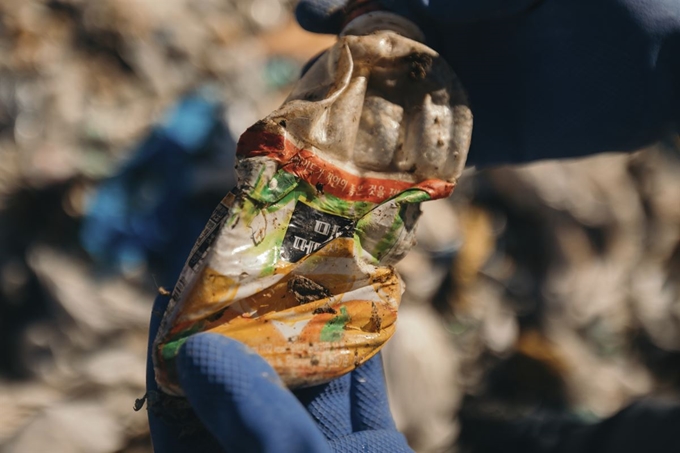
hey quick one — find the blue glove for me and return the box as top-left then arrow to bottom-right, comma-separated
296,0 -> 680,167
145,294 -> 412,452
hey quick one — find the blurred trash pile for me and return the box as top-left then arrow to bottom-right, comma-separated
1,1 -> 679,452
0,1 -> 331,451
385,140 -> 680,452
80,87 -> 237,284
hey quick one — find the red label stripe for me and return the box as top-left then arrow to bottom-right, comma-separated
237,124 -> 454,203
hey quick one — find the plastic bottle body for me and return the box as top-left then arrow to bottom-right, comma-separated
153,12 -> 472,394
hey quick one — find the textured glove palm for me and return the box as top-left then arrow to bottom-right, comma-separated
146,294 -> 412,453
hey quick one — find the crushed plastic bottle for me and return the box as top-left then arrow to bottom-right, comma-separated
153,11 -> 472,394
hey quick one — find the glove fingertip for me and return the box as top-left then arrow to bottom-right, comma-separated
295,0 -> 346,34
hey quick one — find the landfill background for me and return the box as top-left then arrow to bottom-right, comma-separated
0,1 -> 679,452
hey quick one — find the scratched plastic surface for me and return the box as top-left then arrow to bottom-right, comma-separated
153,12 -> 472,395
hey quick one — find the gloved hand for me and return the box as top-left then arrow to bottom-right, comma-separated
296,0 -> 680,167
145,294 -> 412,452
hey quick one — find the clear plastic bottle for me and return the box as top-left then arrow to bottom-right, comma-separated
153,11 -> 472,394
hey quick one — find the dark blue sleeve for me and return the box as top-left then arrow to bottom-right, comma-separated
296,0 -> 680,167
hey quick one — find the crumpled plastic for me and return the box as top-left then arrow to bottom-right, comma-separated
153,12 -> 472,394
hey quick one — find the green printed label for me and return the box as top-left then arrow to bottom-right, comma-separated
320,306 -> 351,342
